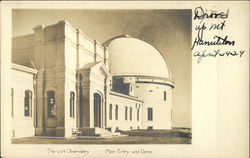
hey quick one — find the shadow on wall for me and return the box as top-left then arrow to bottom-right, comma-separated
112,77 -> 130,95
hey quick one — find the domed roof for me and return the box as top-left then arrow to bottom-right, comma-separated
103,35 -> 171,79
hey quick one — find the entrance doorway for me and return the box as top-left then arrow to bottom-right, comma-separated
94,93 -> 102,127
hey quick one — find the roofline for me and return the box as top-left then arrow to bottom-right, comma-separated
12,33 -> 34,40
12,63 -> 38,74
110,91 -> 143,103
135,81 -> 175,88
102,34 -> 131,46
112,75 -> 175,85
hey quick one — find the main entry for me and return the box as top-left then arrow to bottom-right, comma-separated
93,93 -> 102,127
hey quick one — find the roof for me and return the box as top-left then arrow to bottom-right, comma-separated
78,61 -> 111,77
78,62 -> 101,71
12,63 -> 38,74
110,91 -> 143,102
103,35 -> 172,79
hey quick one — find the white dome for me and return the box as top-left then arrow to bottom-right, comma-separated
104,35 -> 171,79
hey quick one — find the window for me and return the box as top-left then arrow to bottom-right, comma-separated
47,91 -> 56,118
115,105 -> 118,120
130,107 -> 132,121
125,107 -> 128,120
148,126 -> 153,130
164,91 -> 167,101
109,104 -> 112,120
24,90 -> 32,117
148,108 -> 153,121
79,74 -> 83,81
137,109 -> 139,121
11,88 -> 14,117
70,91 -> 75,118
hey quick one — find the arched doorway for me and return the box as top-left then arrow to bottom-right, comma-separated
94,93 -> 102,127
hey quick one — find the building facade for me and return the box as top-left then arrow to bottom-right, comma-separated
11,20 -> 175,138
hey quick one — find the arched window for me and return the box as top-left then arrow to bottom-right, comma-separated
125,107 -> 128,120
47,90 -> 56,118
70,91 -> 75,118
24,90 -> 32,117
115,105 -> 118,120
164,91 -> 167,101
130,107 -> 132,121
109,104 -> 112,120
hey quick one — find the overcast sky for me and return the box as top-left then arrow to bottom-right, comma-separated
12,9 -> 191,128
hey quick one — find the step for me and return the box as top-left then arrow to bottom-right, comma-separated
75,128 -> 125,138
95,128 -> 110,134
111,132 -> 120,136
78,128 -> 112,137
96,133 -> 113,137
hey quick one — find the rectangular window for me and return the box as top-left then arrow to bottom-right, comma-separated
47,91 -> 56,118
137,109 -> 139,121
125,107 -> 128,120
109,104 -> 112,120
24,90 -> 32,117
148,126 -> 153,130
130,107 -> 132,121
70,91 -> 75,118
115,105 -> 118,120
164,91 -> 167,101
148,108 -> 153,121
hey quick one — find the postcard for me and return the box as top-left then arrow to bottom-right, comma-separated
1,1 -> 249,158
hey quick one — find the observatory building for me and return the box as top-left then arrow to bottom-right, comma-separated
11,20 -> 175,137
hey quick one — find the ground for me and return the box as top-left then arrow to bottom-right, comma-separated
12,128 -> 191,144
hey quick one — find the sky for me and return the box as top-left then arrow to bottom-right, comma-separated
12,9 -> 191,128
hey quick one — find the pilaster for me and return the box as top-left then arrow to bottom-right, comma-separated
33,25 -> 46,136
